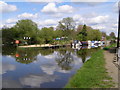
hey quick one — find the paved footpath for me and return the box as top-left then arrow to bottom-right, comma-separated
104,51 -> 118,88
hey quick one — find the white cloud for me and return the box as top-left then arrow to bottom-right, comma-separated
3,23 -> 15,28
1,63 -> 16,74
113,1 -> 119,13
0,1 -> 17,13
41,3 -> 57,14
88,15 -> 109,24
40,64 -> 56,75
40,63 -> 70,75
58,5 -> 74,13
20,74 -> 57,88
0,24 -> 3,29
6,18 -> 18,24
73,14 -> 84,24
18,13 -> 38,19
39,52 -> 83,75
91,21 -> 118,36
3,78 -> 22,88
72,13 -> 118,36
44,54 -> 55,59
91,25 -> 106,30
41,3 -> 74,14
73,14 -> 110,25
38,19 -> 58,26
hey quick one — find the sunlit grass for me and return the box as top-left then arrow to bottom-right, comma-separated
103,43 -> 117,50
65,50 -> 115,88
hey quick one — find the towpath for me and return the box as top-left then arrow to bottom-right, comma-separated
104,50 -> 118,88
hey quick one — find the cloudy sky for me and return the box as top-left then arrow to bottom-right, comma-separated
0,0 -> 119,36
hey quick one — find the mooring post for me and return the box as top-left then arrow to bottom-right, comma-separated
117,2 -> 120,48
117,2 -> 120,60
118,2 -> 120,89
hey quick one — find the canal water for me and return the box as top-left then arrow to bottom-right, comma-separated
2,46 -> 99,88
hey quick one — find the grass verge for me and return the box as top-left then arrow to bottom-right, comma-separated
103,43 -> 117,50
65,49 -> 115,88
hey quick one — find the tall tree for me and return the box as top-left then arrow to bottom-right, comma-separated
77,24 -> 87,41
13,19 -> 39,44
109,32 -> 116,39
58,17 -> 75,31
39,27 -> 54,44
102,32 -> 107,37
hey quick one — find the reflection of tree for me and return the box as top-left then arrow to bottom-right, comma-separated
76,48 -> 100,63
76,49 -> 88,63
55,50 -> 74,70
2,46 -> 17,56
39,48 -> 54,56
15,48 -> 40,64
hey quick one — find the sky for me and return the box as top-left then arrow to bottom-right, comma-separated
0,0 -> 120,36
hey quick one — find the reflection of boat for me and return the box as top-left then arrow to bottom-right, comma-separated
81,41 -> 88,46
72,46 -> 91,50
72,40 -> 82,49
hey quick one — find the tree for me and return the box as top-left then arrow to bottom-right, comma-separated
77,24 -> 87,41
58,17 -> 75,31
92,30 -> 102,40
39,27 -> 54,44
109,32 -> 116,39
56,22 -> 66,30
102,32 -> 107,37
13,19 -> 39,44
77,25 -> 92,33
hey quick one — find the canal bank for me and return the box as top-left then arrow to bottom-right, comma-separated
18,44 -> 71,48
65,49 -> 116,88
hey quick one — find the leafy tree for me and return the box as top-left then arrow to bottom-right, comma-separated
57,22 -> 66,30
13,19 -> 39,44
58,17 -> 75,31
77,24 -> 87,41
109,32 -> 116,39
102,32 -> 107,37
39,27 -> 54,44
92,30 -> 102,40
2,27 -> 16,45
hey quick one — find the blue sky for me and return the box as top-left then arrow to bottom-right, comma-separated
0,0 -> 119,36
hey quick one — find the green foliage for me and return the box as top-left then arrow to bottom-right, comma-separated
109,32 -> 116,39
77,24 -> 87,41
2,27 -> 16,45
14,19 -> 38,38
60,17 -> 75,30
77,25 -> 102,41
39,27 -> 55,44
2,18 -> 107,45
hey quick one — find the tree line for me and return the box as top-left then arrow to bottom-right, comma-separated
1,17 -> 116,46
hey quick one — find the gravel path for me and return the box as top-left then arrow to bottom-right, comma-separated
104,51 -> 118,88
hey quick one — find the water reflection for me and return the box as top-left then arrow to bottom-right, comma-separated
2,46 -> 100,88
15,48 -> 38,64
2,62 -> 16,74
56,51 -> 74,70
76,47 -> 99,63
20,74 -> 58,88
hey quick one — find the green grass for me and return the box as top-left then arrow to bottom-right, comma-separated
103,43 -> 117,50
65,50 -> 115,88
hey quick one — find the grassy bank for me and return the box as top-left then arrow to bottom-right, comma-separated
103,43 -> 117,50
65,50 -> 115,88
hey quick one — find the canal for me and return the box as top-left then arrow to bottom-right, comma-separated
2,46 -> 100,88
